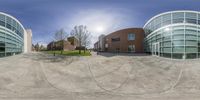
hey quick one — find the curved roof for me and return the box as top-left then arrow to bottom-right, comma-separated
143,10 -> 200,28
0,12 -> 26,32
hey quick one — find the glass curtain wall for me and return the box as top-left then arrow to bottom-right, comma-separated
144,11 -> 200,59
0,13 -> 24,57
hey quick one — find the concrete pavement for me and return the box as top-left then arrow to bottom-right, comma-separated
0,52 -> 200,99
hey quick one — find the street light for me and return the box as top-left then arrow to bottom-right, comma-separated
50,36 -> 57,56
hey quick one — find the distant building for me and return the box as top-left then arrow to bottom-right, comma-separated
47,36 -> 78,51
94,41 -> 99,51
98,34 -> 106,51
67,36 -> 79,46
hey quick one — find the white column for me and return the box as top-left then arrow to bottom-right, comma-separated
23,30 -> 28,53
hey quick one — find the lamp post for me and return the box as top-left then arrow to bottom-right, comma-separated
50,37 -> 56,56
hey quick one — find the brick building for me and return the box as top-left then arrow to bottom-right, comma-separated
94,28 -> 145,53
47,36 -> 78,51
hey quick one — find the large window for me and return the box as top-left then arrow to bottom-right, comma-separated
111,37 -> 120,42
128,33 -> 135,40
6,17 -> 12,30
173,46 -> 184,53
162,13 -> 171,26
163,41 -> 171,47
154,16 -> 162,29
0,14 -> 5,27
173,40 -> 184,46
198,14 -> 200,25
0,42 -> 5,52
185,12 -> 197,24
172,12 -> 184,24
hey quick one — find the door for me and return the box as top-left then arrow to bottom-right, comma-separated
152,42 -> 160,56
0,42 -> 5,57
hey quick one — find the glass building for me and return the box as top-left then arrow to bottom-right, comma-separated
0,12 -> 25,57
144,10 -> 200,59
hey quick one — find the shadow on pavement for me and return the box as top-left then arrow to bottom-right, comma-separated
95,52 -> 151,57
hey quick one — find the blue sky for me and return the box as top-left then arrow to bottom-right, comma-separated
0,0 -> 199,46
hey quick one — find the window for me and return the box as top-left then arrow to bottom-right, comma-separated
0,20 -> 5,27
186,40 -> 197,46
6,23 -> 12,30
0,47 -> 5,52
162,13 -> 171,26
128,45 -> 135,52
173,46 -> 184,53
163,53 -> 171,58
0,42 -> 5,47
105,44 -> 108,48
154,16 -> 162,29
172,53 -> 183,59
185,12 -> 197,24
198,14 -> 200,25
173,29 -> 184,35
111,38 -> 120,42
186,53 -> 197,59
173,35 -> 184,40
0,14 -> 5,21
185,29 -> 197,40
186,46 -> 198,53
6,17 -> 12,30
163,41 -> 171,47
173,40 -> 184,46
163,47 -> 171,53
128,33 -> 135,40
172,12 -> 184,23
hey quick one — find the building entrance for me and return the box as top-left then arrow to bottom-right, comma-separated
152,42 -> 160,56
0,42 -> 5,57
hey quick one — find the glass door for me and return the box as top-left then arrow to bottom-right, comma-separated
152,42 -> 160,56
0,42 -> 5,57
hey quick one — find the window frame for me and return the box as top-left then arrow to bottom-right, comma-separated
128,33 -> 135,41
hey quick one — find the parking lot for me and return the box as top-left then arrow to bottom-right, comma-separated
0,52 -> 200,100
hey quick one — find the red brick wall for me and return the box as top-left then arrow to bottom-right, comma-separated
105,28 -> 144,53
63,41 -> 76,51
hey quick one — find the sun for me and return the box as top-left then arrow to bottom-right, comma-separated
95,26 -> 105,33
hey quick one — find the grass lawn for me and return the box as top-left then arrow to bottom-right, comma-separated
46,50 -> 91,56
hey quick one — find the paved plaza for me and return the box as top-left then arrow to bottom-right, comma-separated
0,52 -> 200,100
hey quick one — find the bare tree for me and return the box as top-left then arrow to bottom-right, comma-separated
82,30 -> 92,53
54,28 -> 68,54
35,43 -> 40,52
39,44 -> 46,51
70,25 -> 91,54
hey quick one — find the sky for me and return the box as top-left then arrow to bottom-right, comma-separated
0,0 -> 199,47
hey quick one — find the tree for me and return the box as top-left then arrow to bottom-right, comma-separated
54,28 -> 68,54
32,44 -> 35,51
70,25 -> 91,54
39,44 -> 46,51
35,43 -> 40,52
